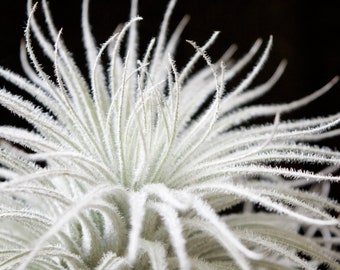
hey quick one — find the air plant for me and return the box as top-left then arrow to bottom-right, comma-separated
0,0 -> 339,269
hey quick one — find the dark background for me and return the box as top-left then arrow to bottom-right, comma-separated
0,1 -> 339,120
0,0 -> 339,199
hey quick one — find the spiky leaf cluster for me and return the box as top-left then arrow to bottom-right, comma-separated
0,0 -> 339,269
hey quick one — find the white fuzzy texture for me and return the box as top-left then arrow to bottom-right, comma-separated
0,0 -> 339,269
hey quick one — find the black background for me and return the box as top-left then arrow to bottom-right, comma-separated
0,0 -> 339,200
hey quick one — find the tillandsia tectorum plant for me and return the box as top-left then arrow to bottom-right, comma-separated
0,0 -> 339,269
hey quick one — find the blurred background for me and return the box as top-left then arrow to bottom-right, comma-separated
0,0 -> 339,198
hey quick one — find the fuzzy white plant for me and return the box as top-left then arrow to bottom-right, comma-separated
0,0 -> 339,269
